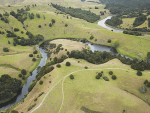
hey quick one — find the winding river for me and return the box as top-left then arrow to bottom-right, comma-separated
0,16 -> 128,111
0,48 -> 47,111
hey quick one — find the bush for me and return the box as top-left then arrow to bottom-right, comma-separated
96,75 -> 100,79
18,74 -> 22,78
103,76 -> 109,81
108,39 -> 111,43
112,75 -> 117,80
109,71 -> 113,75
38,25 -> 41,28
66,62 -> 71,66
29,54 -> 33,57
56,64 -> 61,68
39,80 -> 43,85
33,50 -> 38,54
3,47 -> 9,52
90,35 -> 94,40
21,69 -> 27,75
137,70 -> 142,76
32,58 -> 36,61
70,74 -> 74,79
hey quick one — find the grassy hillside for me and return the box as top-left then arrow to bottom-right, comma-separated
13,58 -> 150,113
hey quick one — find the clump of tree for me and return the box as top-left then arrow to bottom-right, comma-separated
10,8 -> 28,23
28,13 -> 34,19
0,74 -> 22,101
6,30 -> 17,37
133,14 -> 147,27
51,3 -> 100,23
96,72 -> 103,79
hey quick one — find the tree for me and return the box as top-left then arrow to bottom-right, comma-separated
144,79 -> 148,85
90,35 -> 94,40
70,74 -> 74,79
109,71 -> 113,75
18,74 -> 22,78
49,23 -> 52,27
21,69 -> 27,75
66,62 -> 71,66
56,64 -> 61,68
96,75 -> 100,79
65,24 -> 68,27
137,70 -> 142,76
33,50 -> 38,54
108,39 -> 111,43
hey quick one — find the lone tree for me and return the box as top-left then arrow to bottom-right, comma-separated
66,62 -> 71,66
112,75 -> 117,80
3,47 -> 9,52
70,74 -> 74,79
21,69 -> 27,75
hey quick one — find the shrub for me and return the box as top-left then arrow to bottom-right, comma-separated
96,75 -> 100,79
56,64 -> 61,68
3,47 -> 9,52
137,70 -> 142,76
66,62 -> 71,66
90,35 -> 94,40
108,39 -> 111,43
112,75 -> 117,80
70,74 -> 74,79
18,74 -> 22,78
139,86 -> 147,93
109,71 -> 113,75
21,31 -> 24,34
49,81 -> 51,83
38,25 -> 41,28
103,76 -> 109,81
33,50 -> 38,54
21,69 -> 27,75
29,54 -> 33,57
32,58 -> 36,61
39,80 -> 43,85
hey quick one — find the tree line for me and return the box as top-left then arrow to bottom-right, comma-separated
51,3 -> 100,23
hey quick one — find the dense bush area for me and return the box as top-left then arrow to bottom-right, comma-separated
51,3 -> 100,23
0,74 -> 22,101
133,14 -> 147,27
105,16 -> 122,27
123,31 -> 142,36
